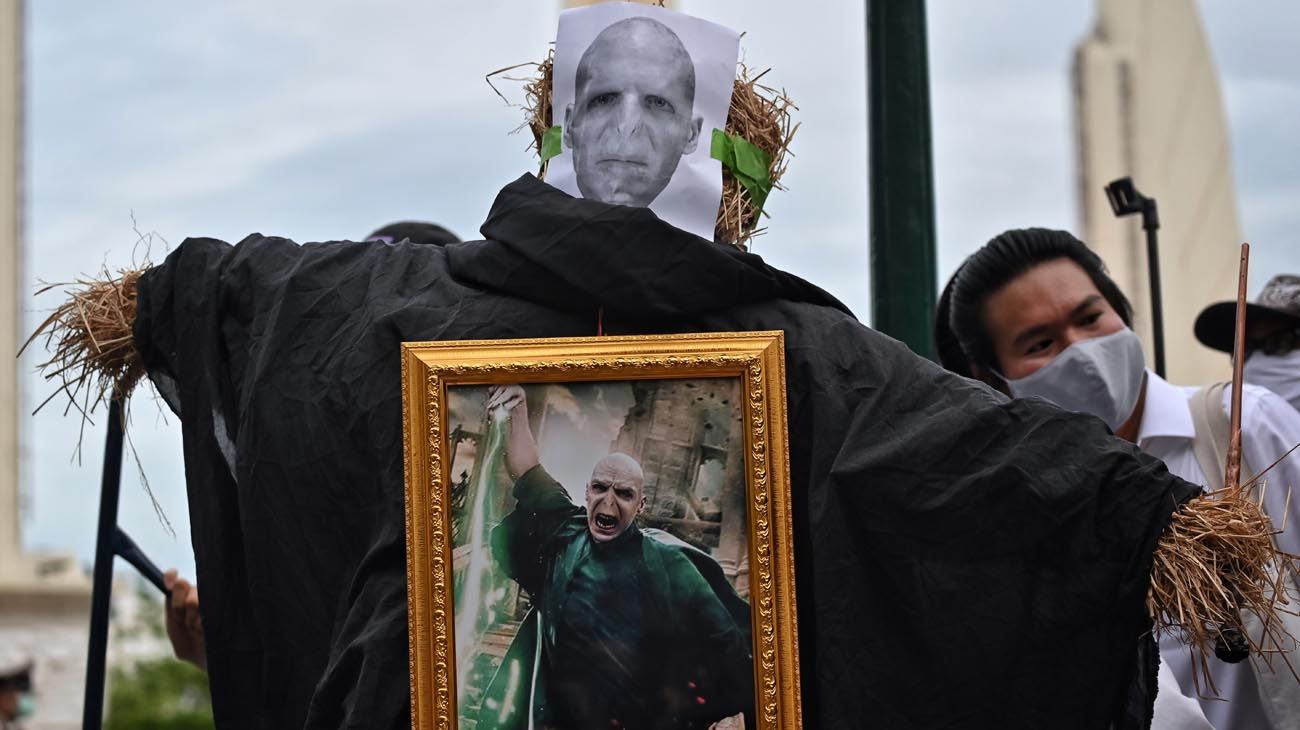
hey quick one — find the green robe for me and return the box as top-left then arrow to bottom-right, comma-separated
478,466 -> 754,729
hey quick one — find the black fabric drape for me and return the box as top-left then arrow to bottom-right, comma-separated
134,174 -> 1197,729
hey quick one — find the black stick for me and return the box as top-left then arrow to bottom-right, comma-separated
113,527 -> 169,597
1105,177 -> 1165,377
1142,202 -> 1166,378
82,397 -> 125,730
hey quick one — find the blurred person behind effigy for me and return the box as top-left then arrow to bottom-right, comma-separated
0,655 -> 34,730
1196,274 -> 1300,413
937,228 -> 1300,730
364,221 -> 460,247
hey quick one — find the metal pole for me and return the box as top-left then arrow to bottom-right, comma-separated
1142,208 -> 1166,378
867,0 -> 938,360
1103,177 -> 1165,378
82,398 -> 125,730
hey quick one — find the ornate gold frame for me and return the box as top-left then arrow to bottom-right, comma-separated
403,331 -> 801,730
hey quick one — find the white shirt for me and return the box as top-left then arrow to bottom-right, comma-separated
1139,371 -> 1300,730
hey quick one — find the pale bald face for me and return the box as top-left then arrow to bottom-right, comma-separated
564,17 -> 703,207
585,452 -> 646,542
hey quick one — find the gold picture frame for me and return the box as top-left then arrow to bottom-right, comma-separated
403,331 -> 801,730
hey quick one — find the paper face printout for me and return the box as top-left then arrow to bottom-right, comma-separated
549,3 -> 740,241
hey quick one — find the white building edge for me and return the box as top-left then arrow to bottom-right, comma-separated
1074,0 -> 1241,386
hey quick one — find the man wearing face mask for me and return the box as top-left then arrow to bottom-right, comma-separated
936,228 -> 1300,730
1195,274 -> 1300,413
0,659 -> 33,730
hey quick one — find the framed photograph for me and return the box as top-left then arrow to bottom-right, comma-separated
403,331 -> 801,730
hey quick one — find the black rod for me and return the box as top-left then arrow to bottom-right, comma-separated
1103,177 -> 1165,377
1142,205 -> 1166,378
113,527 -> 168,597
82,398 -> 125,730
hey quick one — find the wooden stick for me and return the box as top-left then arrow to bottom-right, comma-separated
1225,243 -> 1250,491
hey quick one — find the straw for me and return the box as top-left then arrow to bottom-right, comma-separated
22,262 -> 176,536
1147,485 -> 1299,694
23,264 -> 149,416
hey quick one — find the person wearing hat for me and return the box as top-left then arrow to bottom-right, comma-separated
0,657 -> 34,730
1196,274 -> 1300,412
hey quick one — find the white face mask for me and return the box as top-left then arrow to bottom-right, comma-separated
1244,350 -> 1300,412
1000,328 -> 1147,431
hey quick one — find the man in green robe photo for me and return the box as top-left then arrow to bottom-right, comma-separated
477,385 -> 754,730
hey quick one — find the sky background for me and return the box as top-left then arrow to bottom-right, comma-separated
17,1 -> 1300,581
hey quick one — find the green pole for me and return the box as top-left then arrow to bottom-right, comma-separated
867,0 -> 937,359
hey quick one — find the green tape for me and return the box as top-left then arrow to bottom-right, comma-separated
540,125 -> 563,163
710,128 -> 774,212
731,137 -> 770,185
710,127 -> 731,164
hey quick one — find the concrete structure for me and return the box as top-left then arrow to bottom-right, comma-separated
0,0 -> 21,587
1073,0 -> 1241,385
0,2 -> 94,728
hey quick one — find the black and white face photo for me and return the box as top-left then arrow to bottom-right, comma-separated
564,17 -> 703,208
549,4 -> 739,241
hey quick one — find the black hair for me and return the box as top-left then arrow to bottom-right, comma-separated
933,273 -> 971,378
364,221 -> 460,247
934,228 -> 1133,377
0,664 -> 31,692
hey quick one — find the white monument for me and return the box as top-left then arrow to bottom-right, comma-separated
1073,0 -> 1242,385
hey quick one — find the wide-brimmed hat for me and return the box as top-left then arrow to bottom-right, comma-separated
1195,274 -> 1300,353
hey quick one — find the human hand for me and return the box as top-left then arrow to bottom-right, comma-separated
486,384 -> 540,478
163,569 -> 207,672
486,384 -> 527,419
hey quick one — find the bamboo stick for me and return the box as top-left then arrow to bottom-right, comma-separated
1225,243 -> 1249,491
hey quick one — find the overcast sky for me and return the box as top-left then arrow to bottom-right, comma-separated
18,1 -> 1300,580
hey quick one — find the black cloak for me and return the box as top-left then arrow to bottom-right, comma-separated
133,174 -> 1198,729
